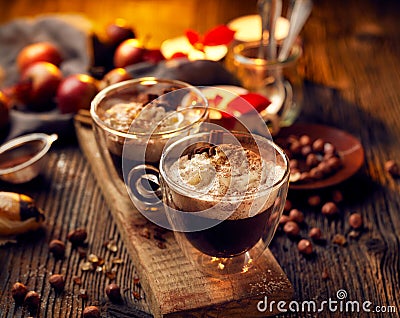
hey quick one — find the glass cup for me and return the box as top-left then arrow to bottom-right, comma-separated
90,77 -> 209,193
228,41 -> 303,135
127,130 -> 290,275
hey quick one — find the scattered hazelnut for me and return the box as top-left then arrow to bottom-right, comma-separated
332,234 -> 347,246
349,213 -> 363,229
105,283 -> 122,303
49,240 -> 66,259
298,239 -> 313,255
284,199 -> 292,212
67,228 -> 87,246
279,214 -> 290,225
11,282 -> 28,303
321,202 -> 339,216
322,269 -> 330,280
283,221 -> 300,237
308,195 -> 321,207
289,209 -> 304,223
24,291 -> 40,311
83,305 -> 100,318
309,227 -> 322,240
331,190 -> 343,203
385,160 -> 399,176
49,274 -> 65,292
79,289 -> 89,300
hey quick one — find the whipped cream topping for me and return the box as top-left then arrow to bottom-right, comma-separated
172,144 -> 283,198
102,102 -> 196,133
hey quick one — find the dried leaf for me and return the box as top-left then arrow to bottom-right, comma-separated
185,29 -> 201,46
203,25 -> 235,46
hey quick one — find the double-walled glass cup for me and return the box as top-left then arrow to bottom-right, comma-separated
90,77 -> 208,193
229,41 -> 303,135
128,130 -> 290,275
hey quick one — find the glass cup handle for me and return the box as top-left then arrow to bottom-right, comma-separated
127,164 -> 162,207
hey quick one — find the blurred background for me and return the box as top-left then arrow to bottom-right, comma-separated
0,0 -> 258,47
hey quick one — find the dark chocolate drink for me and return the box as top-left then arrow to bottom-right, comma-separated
165,142 -> 286,258
183,205 -> 273,257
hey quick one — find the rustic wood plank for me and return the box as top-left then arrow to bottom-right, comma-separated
74,120 -> 294,318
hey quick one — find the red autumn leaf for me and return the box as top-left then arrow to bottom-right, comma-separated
202,25 -> 236,46
185,29 -> 201,46
227,93 -> 271,115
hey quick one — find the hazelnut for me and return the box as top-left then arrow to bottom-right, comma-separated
306,153 -> 319,167
331,190 -> 343,203
323,142 -> 336,154
332,234 -> 347,246
349,213 -> 363,229
83,305 -> 100,318
299,134 -> 312,146
327,156 -> 342,171
301,145 -> 312,157
309,227 -> 322,240
308,195 -> 321,207
79,289 -> 89,300
284,199 -> 292,212
49,240 -> 65,259
321,202 -> 339,216
105,283 -> 122,303
49,274 -> 65,292
24,290 -> 40,310
312,138 -> 325,152
309,167 -> 324,179
289,209 -> 304,223
290,141 -> 302,155
317,161 -> 332,175
298,239 -> 313,255
279,214 -> 290,225
385,160 -> 399,176
11,282 -> 28,303
283,221 -> 300,237
289,159 -> 299,170
67,228 -> 87,245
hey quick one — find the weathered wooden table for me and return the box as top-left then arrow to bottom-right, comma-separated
1,0 -> 400,317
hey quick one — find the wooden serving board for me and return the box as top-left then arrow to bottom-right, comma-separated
74,120 -> 293,318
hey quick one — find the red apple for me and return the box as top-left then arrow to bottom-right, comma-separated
99,68 -> 133,89
56,74 -> 99,114
17,42 -> 63,72
15,61 -> 62,110
0,91 -> 10,130
106,18 -> 136,46
142,48 -> 165,64
113,39 -> 144,68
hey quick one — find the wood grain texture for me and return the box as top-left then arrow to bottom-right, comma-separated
74,121 -> 293,318
1,0 -> 400,317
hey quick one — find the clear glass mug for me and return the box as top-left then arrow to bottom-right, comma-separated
228,41 -> 303,135
90,77 -> 209,193
127,129 -> 290,275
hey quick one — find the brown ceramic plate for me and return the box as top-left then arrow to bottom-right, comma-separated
276,123 -> 365,190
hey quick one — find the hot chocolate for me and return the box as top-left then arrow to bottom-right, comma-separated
166,143 -> 286,257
